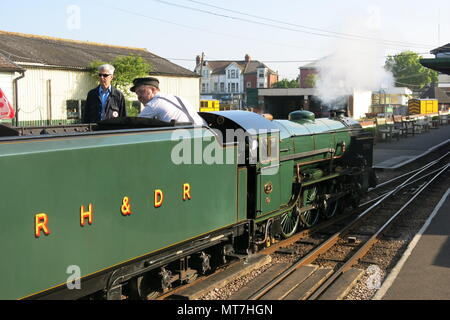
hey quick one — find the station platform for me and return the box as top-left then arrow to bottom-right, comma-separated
374,188 -> 450,300
372,124 -> 450,169
368,123 -> 450,300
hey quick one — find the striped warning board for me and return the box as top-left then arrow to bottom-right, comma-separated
408,99 -> 420,115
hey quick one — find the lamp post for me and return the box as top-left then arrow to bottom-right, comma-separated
380,84 -> 388,117
199,52 -> 204,96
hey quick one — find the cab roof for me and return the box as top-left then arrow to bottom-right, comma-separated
200,110 -> 280,135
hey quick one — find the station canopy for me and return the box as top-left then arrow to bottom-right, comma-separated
420,58 -> 450,75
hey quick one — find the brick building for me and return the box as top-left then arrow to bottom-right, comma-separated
298,61 -> 319,88
194,54 -> 278,108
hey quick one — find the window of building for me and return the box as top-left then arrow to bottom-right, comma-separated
66,100 -> 82,119
258,69 -> 265,78
214,83 -> 218,92
258,82 -> 264,88
231,70 -> 236,79
228,83 -> 231,92
202,83 -> 207,93
220,82 -> 225,92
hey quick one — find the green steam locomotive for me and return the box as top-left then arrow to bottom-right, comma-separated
0,110 -> 374,299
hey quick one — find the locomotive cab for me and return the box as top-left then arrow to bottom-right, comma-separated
200,111 -> 284,219
199,111 -> 280,167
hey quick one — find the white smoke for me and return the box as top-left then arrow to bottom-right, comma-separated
314,6 -> 395,107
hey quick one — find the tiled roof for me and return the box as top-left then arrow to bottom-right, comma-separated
206,61 -> 237,75
0,30 -> 198,77
299,61 -> 318,69
0,52 -> 23,72
299,57 -> 330,70
203,60 -> 276,75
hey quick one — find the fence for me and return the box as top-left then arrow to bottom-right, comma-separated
0,119 -> 82,127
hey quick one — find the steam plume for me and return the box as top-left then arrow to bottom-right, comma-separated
314,6 -> 394,107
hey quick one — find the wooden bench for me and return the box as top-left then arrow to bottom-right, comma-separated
401,117 -> 416,136
393,115 -> 407,136
431,116 -> 440,129
375,117 -> 400,142
413,117 -> 430,133
423,117 -> 431,132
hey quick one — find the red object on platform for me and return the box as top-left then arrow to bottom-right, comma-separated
0,88 -> 14,119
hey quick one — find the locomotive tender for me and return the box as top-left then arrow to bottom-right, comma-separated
0,110 -> 375,299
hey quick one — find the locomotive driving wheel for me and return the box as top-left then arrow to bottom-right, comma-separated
300,187 -> 319,228
322,181 -> 343,219
280,206 -> 300,238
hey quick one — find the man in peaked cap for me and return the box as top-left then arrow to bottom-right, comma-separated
131,77 -> 206,126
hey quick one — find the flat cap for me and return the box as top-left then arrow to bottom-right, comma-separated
130,77 -> 159,92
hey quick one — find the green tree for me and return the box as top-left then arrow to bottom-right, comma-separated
385,51 -> 438,90
272,78 -> 299,88
89,54 -> 152,97
89,55 -> 152,116
304,73 -> 318,88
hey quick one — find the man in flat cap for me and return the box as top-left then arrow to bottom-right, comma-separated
83,64 -> 127,123
131,77 -> 206,126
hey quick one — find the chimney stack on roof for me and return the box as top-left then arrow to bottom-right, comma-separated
196,55 -> 201,65
245,54 -> 251,62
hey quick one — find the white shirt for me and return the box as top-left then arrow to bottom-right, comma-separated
139,93 -> 206,126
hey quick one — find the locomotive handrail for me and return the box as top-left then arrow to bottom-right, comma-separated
280,148 -> 335,162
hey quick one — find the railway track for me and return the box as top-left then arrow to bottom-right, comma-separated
256,152 -> 450,260
237,158 -> 450,300
157,150 -> 450,301
362,152 -> 450,207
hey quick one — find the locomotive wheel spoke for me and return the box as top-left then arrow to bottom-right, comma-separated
323,183 -> 342,219
323,201 -> 339,219
300,187 -> 319,227
300,209 -> 319,227
280,207 -> 300,238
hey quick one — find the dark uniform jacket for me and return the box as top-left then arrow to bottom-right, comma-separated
83,85 -> 127,123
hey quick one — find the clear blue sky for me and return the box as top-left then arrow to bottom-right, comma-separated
1,0 -> 448,79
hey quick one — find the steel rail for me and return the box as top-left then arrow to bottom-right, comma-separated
248,158 -> 446,300
264,156 -> 450,255
369,151 -> 449,191
308,162 -> 450,300
361,164 -> 450,207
